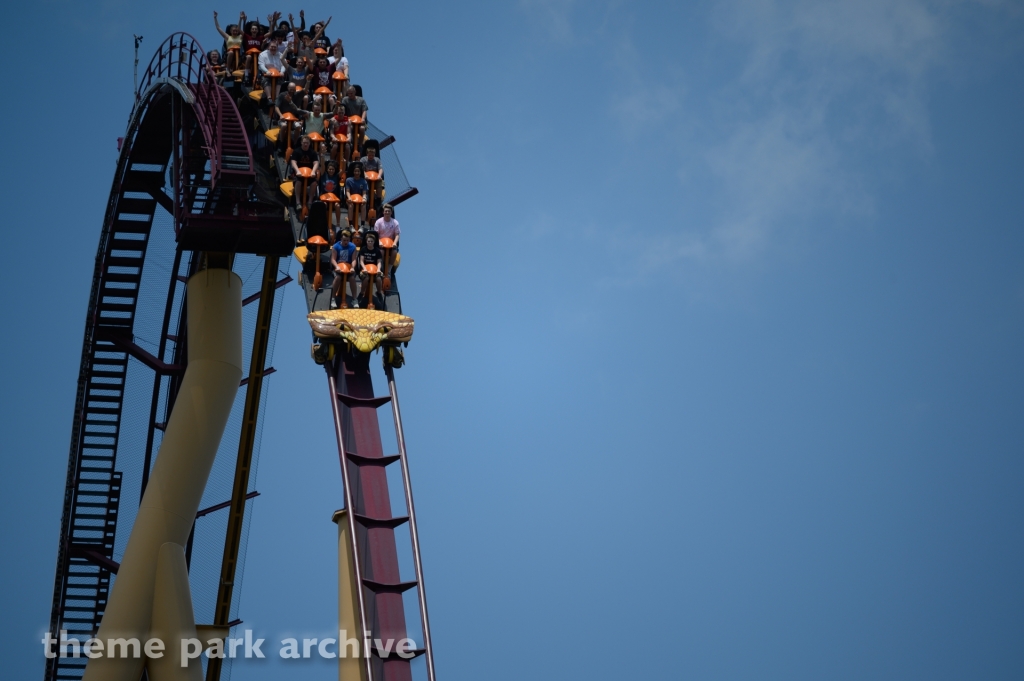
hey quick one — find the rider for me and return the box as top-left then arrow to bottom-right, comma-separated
345,162 -> 368,230
330,229 -> 358,309
212,11 -> 243,72
258,39 -> 286,87
358,231 -> 384,307
374,204 -> 400,251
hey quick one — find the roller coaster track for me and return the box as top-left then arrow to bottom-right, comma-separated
250,53 -> 433,678
47,28 -> 431,681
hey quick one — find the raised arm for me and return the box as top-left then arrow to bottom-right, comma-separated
213,11 -> 230,40
331,38 -> 345,66
298,9 -> 306,31
311,17 -> 331,43
289,13 -> 299,52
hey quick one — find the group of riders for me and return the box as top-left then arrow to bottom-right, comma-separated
211,10 -> 401,310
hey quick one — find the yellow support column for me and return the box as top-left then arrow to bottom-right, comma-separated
333,510 -> 369,681
83,268 -> 242,681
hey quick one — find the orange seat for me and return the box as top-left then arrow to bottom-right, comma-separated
364,171 -> 381,182
246,48 -> 261,82
307,132 -> 326,144
278,112 -> 299,158
347,115 -> 364,125
228,45 -> 242,76
295,167 -> 315,179
307,235 -> 328,290
332,132 -> 350,170
320,191 -> 341,229
265,67 -> 283,102
335,262 -> 352,274
331,70 -> 349,98
379,237 -> 395,249
363,264 -> 380,276
347,194 -> 365,204
314,47 -> 328,56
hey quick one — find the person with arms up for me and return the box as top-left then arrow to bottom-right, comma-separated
213,11 -> 244,73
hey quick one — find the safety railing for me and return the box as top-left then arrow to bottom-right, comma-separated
139,32 -> 225,190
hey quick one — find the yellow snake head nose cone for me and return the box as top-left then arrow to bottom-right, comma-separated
307,309 -> 414,354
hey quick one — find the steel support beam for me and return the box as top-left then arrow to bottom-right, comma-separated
205,255 -> 279,681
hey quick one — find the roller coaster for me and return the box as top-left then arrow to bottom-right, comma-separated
45,26 -> 431,681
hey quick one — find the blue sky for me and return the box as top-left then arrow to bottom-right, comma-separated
2,0 -> 1023,679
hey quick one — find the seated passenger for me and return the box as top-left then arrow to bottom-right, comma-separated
213,11 -> 243,72
305,100 -> 328,136
358,231 -> 384,307
360,144 -> 382,176
207,50 -> 227,85
309,18 -> 334,52
374,204 -> 400,253
291,136 -> 320,205
345,163 -> 368,229
275,87 -> 306,154
258,39 -> 286,87
359,144 -> 384,212
239,14 -> 264,77
331,229 -> 358,308
284,31 -> 311,64
340,85 -> 368,121
286,56 -> 310,91
328,102 -> 350,141
319,160 -> 343,198
276,83 -> 308,122
310,55 -> 337,94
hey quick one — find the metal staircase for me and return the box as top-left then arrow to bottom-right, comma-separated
46,31 -> 261,681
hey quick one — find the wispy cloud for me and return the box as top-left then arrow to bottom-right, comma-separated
680,0 -> 950,264
516,0 -> 1020,284
518,0 -> 579,43
613,1 -> 1016,271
